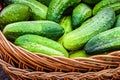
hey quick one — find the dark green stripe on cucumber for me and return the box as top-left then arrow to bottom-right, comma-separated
3,21 -> 64,41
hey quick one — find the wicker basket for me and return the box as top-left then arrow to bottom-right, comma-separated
1,29 -> 120,80
1,1 -> 120,80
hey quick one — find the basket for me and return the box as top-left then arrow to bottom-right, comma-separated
1,1 -> 120,80
1,29 -> 120,80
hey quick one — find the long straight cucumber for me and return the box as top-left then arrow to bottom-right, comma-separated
3,21 -> 64,41
14,34 -> 69,57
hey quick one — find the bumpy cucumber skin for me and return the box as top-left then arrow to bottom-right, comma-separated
47,0 -> 81,22
105,2 -> 120,15
4,0 -> 48,20
72,3 -> 92,29
84,27 -> 120,55
63,8 -> 115,51
58,16 -> 73,44
3,21 -> 64,41
114,14 -> 120,27
82,0 -> 101,4
14,34 -> 69,57
0,3 -> 31,25
93,0 -> 119,15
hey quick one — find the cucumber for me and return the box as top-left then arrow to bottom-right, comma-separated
69,50 -> 89,58
3,21 -> 64,41
37,0 -> 51,6
93,0 -> 119,15
114,14 -> 120,27
58,16 -> 73,44
72,3 -> 92,29
84,27 -> 120,55
63,8 -> 115,51
47,0 -> 81,22
0,3 -> 31,25
82,0 -> 101,4
14,34 -> 69,57
105,2 -> 120,15
98,2 -> 120,15
4,0 -> 48,20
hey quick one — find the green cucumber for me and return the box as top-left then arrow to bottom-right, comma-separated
58,16 -> 73,44
105,2 -> 120,15
93,0 -> 119,15
98,2 -> 120,15
3,21 -> 64,41
82,0 -> 101,4
72,3 -> 92,29
14,34 -> 69,57
114,14 -> 120,27
84,27 -> 120,55
69,50 -> 89,58
47,0 -> 81,22
0,3 -> 31,25
4,0 -> 48,20
63,8 -> 115,51
37,0 -> 51,6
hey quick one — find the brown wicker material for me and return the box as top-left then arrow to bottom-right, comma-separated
1,30 -> 120,79
1,57 -> 120,80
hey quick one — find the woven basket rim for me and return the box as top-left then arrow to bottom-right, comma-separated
1,58 -> 120,79
1,29 -> 120,73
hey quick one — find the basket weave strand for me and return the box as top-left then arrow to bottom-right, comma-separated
1,59 -> 120,80
1,30 -> 120,72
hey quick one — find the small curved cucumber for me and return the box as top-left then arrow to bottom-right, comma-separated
0,3 -> 31,25
14,34 -> 69,57
3,21 -> 64,41
84,27 -> 120,55
4,0 -> 48,20
63,8 -> 115,51
58,16 -> 73,44
47,0 -> 81,22
93,0 -> 119,15
72,3 -> 92,29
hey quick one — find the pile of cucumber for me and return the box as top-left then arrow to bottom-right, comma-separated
1,0 -> 120,58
